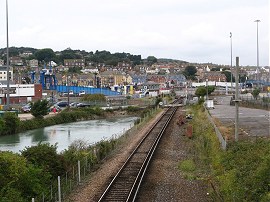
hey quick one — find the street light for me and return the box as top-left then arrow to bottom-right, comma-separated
230,32 -> 233,92
206,78 -> 208,101
254,19 -> 260,83
6,0 -> 10,109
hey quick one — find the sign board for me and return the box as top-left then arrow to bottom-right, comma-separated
0,87 -> 16,94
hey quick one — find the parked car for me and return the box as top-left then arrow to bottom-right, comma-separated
61,90 -> 75,97
79,90 -> 86,96
21,104 -> 31,113
76,103 -> 91,108
55,101 -> 69,108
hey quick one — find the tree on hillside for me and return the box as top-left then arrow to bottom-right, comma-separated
146,56 -> 157,65
183,66 -> 197,80
9,47 -> 20,57
35,48 -> 56,63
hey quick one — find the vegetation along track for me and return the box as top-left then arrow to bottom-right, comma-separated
97,104 -> 179,202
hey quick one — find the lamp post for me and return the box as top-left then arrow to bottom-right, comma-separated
254,19 -> 260,83
206,78 -> 208,101
6,0 -> 10,109
230,32 -> 233,92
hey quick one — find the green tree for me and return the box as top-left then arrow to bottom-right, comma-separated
195,86 -> 207,98
0,152 -> 27,202
208,86 -> 215,95
251,88 -> 260,100
195,86 -> 215,98
0,118 -> 5,135
0,152 -> 27,191
222,71 -> 235,82
183,66 -> 197,80
2,112 -> 20,135
8,47 -> 20,57
146,56 -> 157,65
0,151 -> 50,201
35,48 -> 56,63
30,100 -> 50,118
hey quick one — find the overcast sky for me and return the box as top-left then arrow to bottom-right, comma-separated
0,0 -> 269,66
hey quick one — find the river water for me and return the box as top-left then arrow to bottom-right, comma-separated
0,116 -> 138,153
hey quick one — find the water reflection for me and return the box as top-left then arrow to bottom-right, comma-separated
31,128 -> 49,142
0,116 -> 137,153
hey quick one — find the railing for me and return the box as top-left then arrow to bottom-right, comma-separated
230,95 -> 270,110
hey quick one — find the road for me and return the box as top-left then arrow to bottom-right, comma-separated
208,95 -> 269,139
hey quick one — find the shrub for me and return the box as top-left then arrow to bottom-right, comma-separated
3,112 -> 20,135
126,106 -> 140,113
21,143 -> 66,179
30,100 -> 50,118
178,159 -> 196,172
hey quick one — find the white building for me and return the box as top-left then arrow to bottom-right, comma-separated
29,59 -> 38,68
0,66 -> 13,81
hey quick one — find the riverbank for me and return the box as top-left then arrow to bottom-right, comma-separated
19,112 -> 57,120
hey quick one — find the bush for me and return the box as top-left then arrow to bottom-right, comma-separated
2,112 -> 20,135
30,100 -> 50,118
0,151 -> 50,202
126,106 -> 140,113
80,94 -> 106,102
21,143 -> 66,179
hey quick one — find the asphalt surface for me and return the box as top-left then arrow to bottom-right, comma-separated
208,95 -> 270,139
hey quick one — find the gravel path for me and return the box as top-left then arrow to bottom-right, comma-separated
137,108 -> 209,202
68,108 -> 209,201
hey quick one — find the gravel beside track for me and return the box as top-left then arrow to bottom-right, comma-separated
68,108 -> 209,201
137,108 -> 209,202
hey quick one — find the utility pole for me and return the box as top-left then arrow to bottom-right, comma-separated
206,79 -> 208,101
235,57 -> 240,142
254,19 -> 260,83
6,0 -> 10,109
230,32 -> 233,93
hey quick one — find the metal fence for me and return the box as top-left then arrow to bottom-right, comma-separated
230,95 -> 270,110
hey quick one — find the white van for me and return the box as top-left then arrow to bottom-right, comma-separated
79,90 -> 86,96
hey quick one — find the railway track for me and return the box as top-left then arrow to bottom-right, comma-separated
98,105 -> 178,202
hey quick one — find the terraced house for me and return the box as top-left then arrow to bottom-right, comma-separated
64,59 -> 85,68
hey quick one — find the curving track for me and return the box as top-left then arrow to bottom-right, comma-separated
98,105 -> 178,202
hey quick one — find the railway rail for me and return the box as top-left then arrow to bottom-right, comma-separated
98,103 -> 179,202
